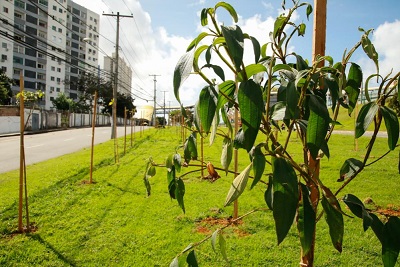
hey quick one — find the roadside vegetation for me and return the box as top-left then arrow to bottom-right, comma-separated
0,127 -> 398,266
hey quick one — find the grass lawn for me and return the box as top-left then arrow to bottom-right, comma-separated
0,126 -> 399,266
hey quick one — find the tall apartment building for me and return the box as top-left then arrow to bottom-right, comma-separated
103,52 -> 132,96
0,0 -> 99,110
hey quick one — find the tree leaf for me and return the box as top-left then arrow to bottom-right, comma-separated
221,25 -> 244,72
215,2 -> 238,22
209,110 -> 219,146
237,79 -> 263,152
219,232 -> 229,263
361,32 -> 379,74
249,36 -> 261,63
200,8 -> 209,26
237,64 -> 267,82
272,157 -> 299,245
342,194 -> 373,231
216,80 -> 236,111
380,106 -> 399,150
382,217 -> 400,267
202,64 -> 225,81
211,229 -> 219,252
273,15 -> 287,39
307,95 -> 330,159
147,165 -> 156,177
339,158 -> 363,181
187,32 -> 209,52
143,176 -> 151,197
355,102 -> 379,138
321,194 -> 344,252
199,86 -> 217,133
184,133 -> 197,164
251,146 -> 265,189
297,183 -> 315,256
169,257 -> 179,267
186,250 -> 198,267
174,153 -> 182,173
325,76 -> 339,112
306,4 -> 313,20
344,63 -> 363,115
221,137 -> 233,174
224,164 -> 252,206
175,178 -> 185,213
370,213 -> 385,244
284,81 -> 300,120
264,175 -> 273,210
270,101 -> 286,121
193,45 -> 209,72
173,50 -> 194,103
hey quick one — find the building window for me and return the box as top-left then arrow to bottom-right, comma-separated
37,63 -> 44,69
52,25 -> 56,31
50,86 -> 54,92
14,68 -> 21,75
51,76 -> 55,81
14,11 -> 23,19
94,18 -> 97,24
53,5 -> 57,11
51,66 -> 55,71
37,73 -> 45,80
56,78 -> 61,84
56,88 -> 60,92
57,68 -> 61,72
58,28 -> 62,33
1,66 -> 6,73
39,0 -> 48,7
50,97 -> 54,101
15,0 -> 25,9
13,56 -> 23,64
39,20 -> 47,28
1,54 -> 7,61
3,7 -> 9,13
59,8 -> 62,13
1,42 -> 6,49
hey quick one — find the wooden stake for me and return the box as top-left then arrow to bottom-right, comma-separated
124,107 -> 127,155
18,73 -> 24,232
89,91 -> 97,184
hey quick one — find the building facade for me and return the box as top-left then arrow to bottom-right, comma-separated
0,0 -> 99,110
103,52 -> 132,96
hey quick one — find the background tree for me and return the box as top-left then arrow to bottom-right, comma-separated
51,93 -> 74,111
102,92 -> 136,118
0,70 -> 13,105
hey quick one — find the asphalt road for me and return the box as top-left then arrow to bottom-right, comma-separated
0,126 -> 145,174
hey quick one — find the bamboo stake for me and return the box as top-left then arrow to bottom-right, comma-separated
89,91 -> 97,184
233,80 -> 239,220
124,107 -> 127,155
18,73 -> 24,233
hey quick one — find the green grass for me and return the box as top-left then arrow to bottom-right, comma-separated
0,127 -> 399,266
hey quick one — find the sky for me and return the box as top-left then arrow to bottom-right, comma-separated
72,0 -> 400,109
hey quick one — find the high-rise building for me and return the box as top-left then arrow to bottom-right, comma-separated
103,52 -> 132,96
0,0 -> 99,110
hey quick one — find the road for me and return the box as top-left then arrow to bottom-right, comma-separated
0,126 -> 145,174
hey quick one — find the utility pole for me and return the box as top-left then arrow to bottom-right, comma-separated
103,12 -> 133,139
149,74 -> 161,126
161,91 -> 167,126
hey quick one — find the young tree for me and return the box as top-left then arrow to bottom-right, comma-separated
145,1 -> 400,266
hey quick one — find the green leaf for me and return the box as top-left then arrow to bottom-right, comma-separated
193,45 -> 209,72
237,79 -> 263,152
143,176 -> 151,197
173,153 -> 182,173
355,102 -> 379,138
344,63 -> 363,115
169,257 -> 179,267
321,194 -> 344,252
361,32 -> 379,74
237,64 -> 267,82
339,158 -> 363,181
273,15 -> 287,39
273,63 -> 293,73
306,4 -> 313,20
173,50 -> 194,103
211,229 -> 219,252
184,133 -> 197,163
270,101 -> 286,121
272,157 -> 299,245
186,250 -> 198,267
200,8 -> 209,26
297,184 -> 316,256
221,137 -> 233,174
221,25 -> 244,72
294,54 -> 309,71
249,36 -> 261,63
307,95 -> 330,160
264,175 -> 273,210
342,194 -> 373,231
187,32 -> 209,52
217,80 -> 236,111
251,146 -> 265,189
175,178 -> 185,213
365,74 -> 381,102
147,165 -> 156,177
219,232 -> 229,263
370,213 -> 385,243
380,106 -> 399,150
215,2 -> 238,23
224,164 -> 252,206
298,23 -> 306,36
209,111 -> 219,146
285,81 -> 299,120
382,217 -> 400,267
202,64 -> 225,81
199,86 -> 217,133
325,77 -> 339,112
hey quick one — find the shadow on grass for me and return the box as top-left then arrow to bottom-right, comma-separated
29,233 -> 77,267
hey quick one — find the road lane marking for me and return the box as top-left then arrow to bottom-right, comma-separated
26,144 -> 44,149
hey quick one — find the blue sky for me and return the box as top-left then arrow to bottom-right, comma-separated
73,0 -> 400,107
